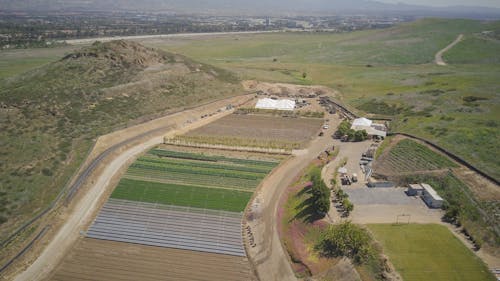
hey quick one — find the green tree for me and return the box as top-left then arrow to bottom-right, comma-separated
315,221 -> 372,264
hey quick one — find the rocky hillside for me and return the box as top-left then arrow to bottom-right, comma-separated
0,40 -> 241,241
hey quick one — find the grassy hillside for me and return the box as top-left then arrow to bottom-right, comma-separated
0,40 -> 241,242
152,18 -> 500,181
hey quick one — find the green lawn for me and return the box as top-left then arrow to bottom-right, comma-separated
368,224 -> 495,281
111,178 -> 252,212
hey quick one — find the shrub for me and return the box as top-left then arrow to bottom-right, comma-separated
315,221 -> 373,264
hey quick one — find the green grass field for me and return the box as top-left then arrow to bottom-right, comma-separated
110,149 -> 278,212
111,178 -> 252,212
368,224 -> 495,281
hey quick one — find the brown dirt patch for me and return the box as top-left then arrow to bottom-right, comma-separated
242,80 -> 336,98
185,114 -> 323,145
48,238 -> 256,281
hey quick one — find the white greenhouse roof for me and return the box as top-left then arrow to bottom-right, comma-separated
352,117 -> 373,127
255,98 -> 295,111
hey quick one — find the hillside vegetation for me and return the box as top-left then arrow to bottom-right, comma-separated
155,18 -> 500,181
0,40 -> 241,242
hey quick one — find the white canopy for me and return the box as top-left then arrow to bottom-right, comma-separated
338,167 -> 347,174
352,117 -> 372,127
255,98 -> 295,111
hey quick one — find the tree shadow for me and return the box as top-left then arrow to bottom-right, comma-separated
292,191 -> 324,223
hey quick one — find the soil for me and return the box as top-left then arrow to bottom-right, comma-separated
47,238 -> 255,281
186,114 -> 323,144
242,80 -> 337,98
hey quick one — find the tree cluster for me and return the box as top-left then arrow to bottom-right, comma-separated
309,167 -> 330,216
335,189 -> 354,215
336,120 -> 368,142
315,221 -> 373,264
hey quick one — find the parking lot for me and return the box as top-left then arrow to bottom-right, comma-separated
345,187 -> 419,205
344,187 -> 443,224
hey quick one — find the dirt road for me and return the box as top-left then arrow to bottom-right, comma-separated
63,31 -> 280,45
11,95 -> 251,281
245,123 -> 338,281
435,34 -> 464,66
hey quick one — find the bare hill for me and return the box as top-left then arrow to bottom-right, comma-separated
0,40 -> 241,242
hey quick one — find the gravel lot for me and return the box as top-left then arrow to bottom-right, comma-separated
345,188 -> 419,205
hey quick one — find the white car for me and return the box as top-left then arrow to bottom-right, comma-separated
323,124 -> 329,129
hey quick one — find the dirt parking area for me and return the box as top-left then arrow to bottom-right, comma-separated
346,188 -> 420,205
345,188 -> 443,224
185,114 -> 323,144
48,238 -> 256,281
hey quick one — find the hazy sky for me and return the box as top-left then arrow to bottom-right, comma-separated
378,0 -> 500,8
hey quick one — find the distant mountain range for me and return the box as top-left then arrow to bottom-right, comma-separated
1,0 -> 500,18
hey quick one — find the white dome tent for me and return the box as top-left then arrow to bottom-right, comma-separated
255,98 -> 295,111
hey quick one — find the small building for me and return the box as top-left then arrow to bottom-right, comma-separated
407,183 -> 425,196
255,98 -> 295,111
351,117 -> 387,138
421,183 -> 444,209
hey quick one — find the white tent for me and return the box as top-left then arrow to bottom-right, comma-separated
352,117 -> 372,127
255,98 -> 295,111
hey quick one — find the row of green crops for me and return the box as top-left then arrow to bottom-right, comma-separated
110,149 -> 280,211
383,139 -> 458,172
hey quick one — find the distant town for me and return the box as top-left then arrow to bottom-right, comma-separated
0,11 -> 412,49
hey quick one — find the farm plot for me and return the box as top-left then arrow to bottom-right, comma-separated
178,114 -> 323,149
368,224 -> 495,281
374,138 -> 458,175
84,148 -> 278,259
87,199 -> 246,256
51,238 -> 255,281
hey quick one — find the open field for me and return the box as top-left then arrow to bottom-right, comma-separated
49,238 -> 255,281
87,199 -> 245,256
144,18 -> 500,182
182,114 -> 323,149
373,138 -> 458,175
108,148 -> 278,212
111,178 -> 252,212
368,224 -> 495,281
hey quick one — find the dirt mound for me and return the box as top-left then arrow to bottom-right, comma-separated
242,80 -> 336,97
61,40 -> 171,67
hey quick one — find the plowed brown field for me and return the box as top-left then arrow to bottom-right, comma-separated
48,238 -> 256,281
186,114 -> 323,143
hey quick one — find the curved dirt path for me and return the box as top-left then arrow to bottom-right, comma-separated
246,124 -> 338,281
11,96 -> 250,281
435,34 -> 464,66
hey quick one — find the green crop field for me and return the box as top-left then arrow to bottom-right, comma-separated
374,138 -> 458,174
110,148 -> 278,212
111,178 -> 252,212
368,224 -> 495,281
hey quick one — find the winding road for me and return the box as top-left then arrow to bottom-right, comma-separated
435,34 -> 464,66
246,123 -> 339,281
